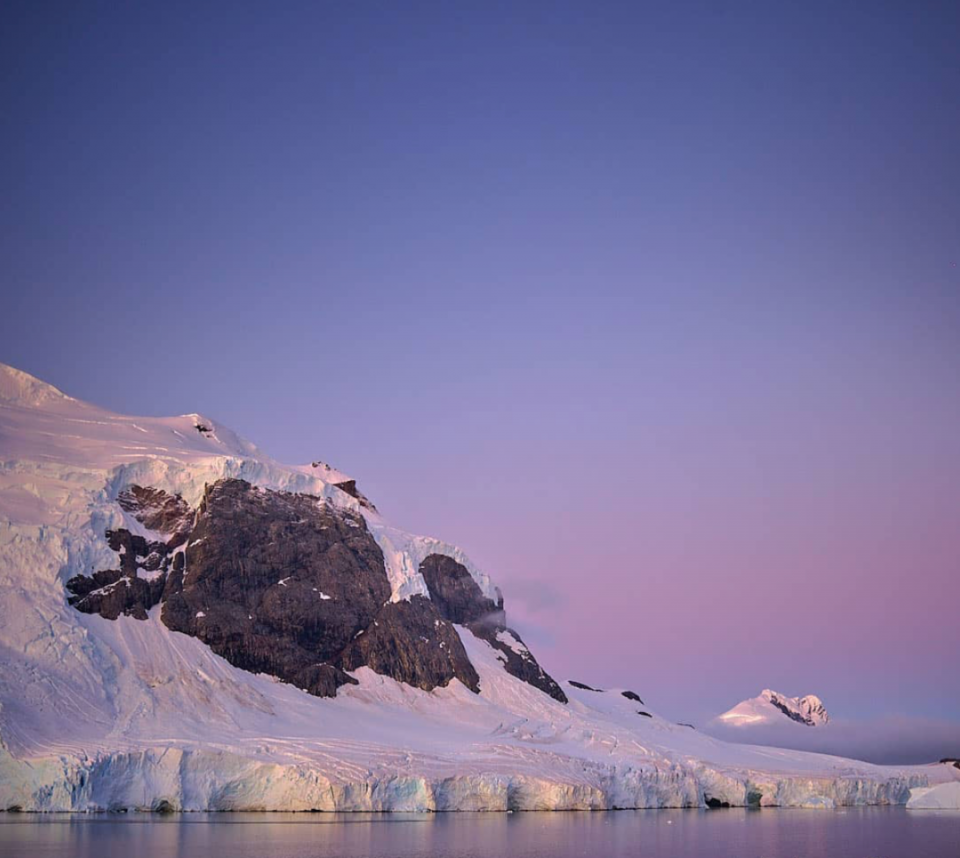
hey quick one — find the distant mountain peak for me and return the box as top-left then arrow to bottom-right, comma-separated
717,689 -> 830,727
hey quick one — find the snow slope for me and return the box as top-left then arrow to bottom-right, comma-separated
907,782 -> 960,810
0,363 -> 955,812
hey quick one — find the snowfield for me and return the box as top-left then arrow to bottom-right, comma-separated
0,363 -> 956,812
907,782 -> 960,810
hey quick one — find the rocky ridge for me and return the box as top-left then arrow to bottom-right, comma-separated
66,478 -> 562,702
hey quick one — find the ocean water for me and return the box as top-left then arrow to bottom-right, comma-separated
1,808 -> 958,858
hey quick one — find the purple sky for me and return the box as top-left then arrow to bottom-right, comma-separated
2,2 -> 958,729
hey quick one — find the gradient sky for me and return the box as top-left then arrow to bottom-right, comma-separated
2,1 -> 959,727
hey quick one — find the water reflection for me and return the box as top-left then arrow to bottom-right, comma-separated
1,808 -> 958,858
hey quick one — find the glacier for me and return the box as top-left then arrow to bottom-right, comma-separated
1,363 -> 957,813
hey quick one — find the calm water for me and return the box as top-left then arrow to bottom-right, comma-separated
1,809 -> 958,858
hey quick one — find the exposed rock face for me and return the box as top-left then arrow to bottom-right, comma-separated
469,622 -> 567,703
66,565 -> 166,621
66,528 -> 172,620
763,690 -> 829,727
331,479 -> 378,512
118,485 -> 193,547
67,486 -> 196,620
339,596 -> 480,693
419,553 -> 567,704
795,694 -> 829,726
65,481 -> 566,702
161,479 -> 390,696
622,690 -> 644,703
419,553 -> 503,624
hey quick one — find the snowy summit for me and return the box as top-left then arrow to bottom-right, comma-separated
715,690 -> 830,728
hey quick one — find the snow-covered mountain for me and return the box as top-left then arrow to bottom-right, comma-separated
715,690 -> 830,728
0,363 -> 955,812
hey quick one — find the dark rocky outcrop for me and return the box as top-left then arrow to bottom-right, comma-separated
118,485 -> 193,548
67,479 -> 565,703
569,680 -> 602,692
331,479 -> 378,512
467,621 -> 567,704
940,758 -> 960,770
157,480 -> 481,697
66,528 -> 173,620
66,566 -> 166,621
637,710 -> 652,718
71,480 -> 487,698
419,553 -> 567,704
419,554 -> 502,624
160,480 -> 390,696
338,596 -> 480,693
67,486 -> 196,620
621,690 -> 644,703
767,694 -> 818,726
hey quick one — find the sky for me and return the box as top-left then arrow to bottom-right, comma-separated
2,1 -> 959,740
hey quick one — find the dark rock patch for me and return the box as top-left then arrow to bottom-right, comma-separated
338,596 -> 479,693
67,568 -> 166,621
420,553 -> 502,625
621,690 -> 644,703
419,554 -> 566,704
637,710 -> 652,718
767,693 -> 817,726
291,663 -> 358,698
677,722 -> 696,729
161,479 -> 390,697
68,479 -> 390,696
705,796 -> 730,809
118,485 -> 193,548
332,479 -> 378,512
66,528 -> 173,620
940,758 -> 960,770
333,479 -> 359,498
569,680 -> 602,692
161,552 -> 186,600
68,479 -> 564,702
468,621 -> 567,703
